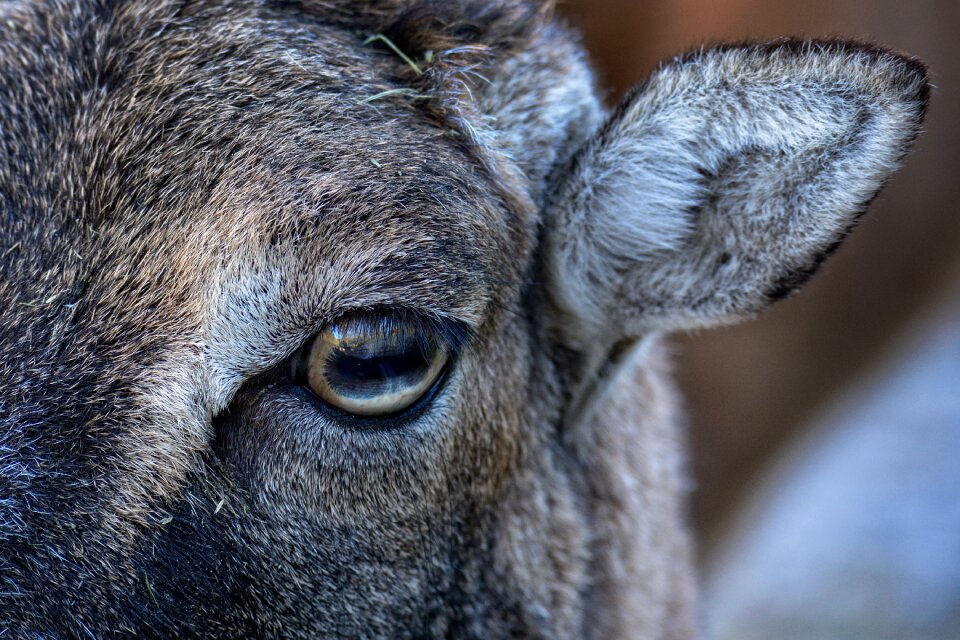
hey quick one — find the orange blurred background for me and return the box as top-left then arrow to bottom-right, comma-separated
558,0 -> 960,549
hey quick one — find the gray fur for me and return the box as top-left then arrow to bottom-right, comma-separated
0,1 -> 927,638
546,40 -> 929,344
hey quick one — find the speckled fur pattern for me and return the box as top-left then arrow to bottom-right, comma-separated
546,40 -> 929,340
0,1 -> 927,638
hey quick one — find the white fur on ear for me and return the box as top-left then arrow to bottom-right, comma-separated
545,40 -> 928,342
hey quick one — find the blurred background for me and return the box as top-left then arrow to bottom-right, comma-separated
558,0 -> 960,637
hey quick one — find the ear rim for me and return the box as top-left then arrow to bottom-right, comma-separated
543,38 -> 930,344
746,42 -> 929,303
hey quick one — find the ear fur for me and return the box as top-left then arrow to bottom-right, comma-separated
545,40 -> 929,343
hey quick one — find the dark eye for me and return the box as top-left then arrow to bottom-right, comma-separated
294,312 -> 452,417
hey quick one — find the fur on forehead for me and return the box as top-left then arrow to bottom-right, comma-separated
278,0 -> 554,92
291,0 -> 552,51
288,0 -> 558,143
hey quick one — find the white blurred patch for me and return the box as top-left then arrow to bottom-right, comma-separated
704,278 -> 960,640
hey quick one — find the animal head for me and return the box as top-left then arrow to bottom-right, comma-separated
0,0 -> 927,637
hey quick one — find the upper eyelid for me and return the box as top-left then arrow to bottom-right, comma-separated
322,308 -> 477,355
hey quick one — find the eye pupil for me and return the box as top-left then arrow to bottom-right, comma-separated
298,313 -> 452,418
326,348 -> 433,393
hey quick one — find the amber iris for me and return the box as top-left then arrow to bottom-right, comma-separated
302,314 -> 450,417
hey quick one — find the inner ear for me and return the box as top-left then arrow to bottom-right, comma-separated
542,40 -> 928,346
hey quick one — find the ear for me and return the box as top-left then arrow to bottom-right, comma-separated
544,40 -> 929,344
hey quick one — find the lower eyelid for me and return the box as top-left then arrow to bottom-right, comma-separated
289,357 -> 455,432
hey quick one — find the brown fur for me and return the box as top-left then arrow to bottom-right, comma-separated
0,1 -> 927,638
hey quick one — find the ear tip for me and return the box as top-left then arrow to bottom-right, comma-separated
825,38 -> 931,115
677,38 -> 930,117
886,50 -> 931,118
807,39 -> 929,109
